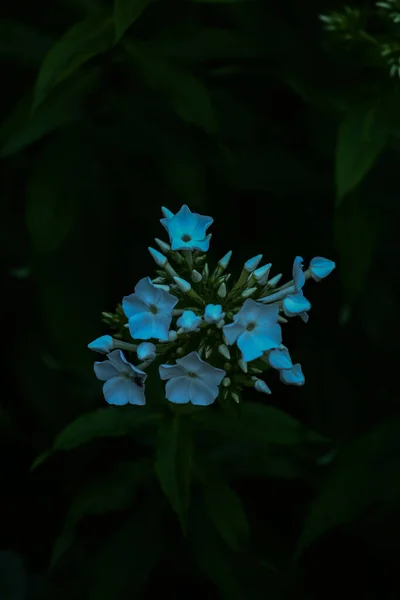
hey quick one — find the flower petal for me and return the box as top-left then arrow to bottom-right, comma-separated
268,347 -> 293,370
134,277 -> 161,306
165,376 -> 191,404
159,363 -> 186,380
197,362 -> 226,387
177,310 -> 202,332
107,349 -> 132,375
309,257 -> 336,281
191,213 -> 214,240
283,292 -> 311,317
94,360 -> 119,381
88,335 -> 114,354
235,299 -> 262,326
122,294 -> 147,320
103,377 -> 146,405
189,378 -> 218,406
128,312 -> 172,341
280,363 -> 305,386
237,331 -> 264,362
222,320 -> 244,345
137,342 -> 156,361
204,304 -> 225,324
175,351 -> 204,374
293,256 -> 305,292
255,324 -> 282,351
256,302 -> 280,327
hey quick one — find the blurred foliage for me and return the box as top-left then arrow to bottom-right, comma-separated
1,0 -> 400,599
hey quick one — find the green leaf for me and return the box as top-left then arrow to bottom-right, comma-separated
1,68 -> 100,156
113,0 -> 152,42
0,551 -> 25,600
295,418 -> 400,560
33,14 -> 114,109
127,40 -> 217,134
32,406 -> 161,468
191,402 -> 325,446
155,414 -> 193,531
89,494 -> 164,600
334,193 -> 382,305
335,106 -> 387,206
51,459 -> 152,567
0,19 -> 53,67
202,477 -> 249,552
189,499 -> 243,600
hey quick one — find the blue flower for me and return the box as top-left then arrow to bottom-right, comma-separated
123,277 -> 178,342
223,299 -> 282,362
137,342 -> 156,361
204,304 -> 225,324
160,204 -> 213,252
159,351 -> 225,405
88,335 -> 114,354
177,310 -> 202,333
268,347 -> 293,370
280,363 -> 305,386
283,256 -> 311,322
94,350 -> 147,405
309,256 -> 335,281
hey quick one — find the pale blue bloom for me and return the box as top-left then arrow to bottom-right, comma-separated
160,204 -> 213,252
309,256 -> 335,281
123,277 -> 178,342
223,299 -> 282,362
177,310 -> 202,333
94,350 -> 147,405
268,347 -> 293,370
159,351 -> 225,405
88,335 -> 114,354
254,379 -> 272,394
204,304 -> 225,324
280,363 -> 305,386
283,256 -> 311,322
137,342 -> 156,361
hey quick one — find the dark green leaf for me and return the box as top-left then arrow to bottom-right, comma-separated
1,68 -> 100,156
0,19 -> 53,67
155,414 -> 193,531
202,477 -> 249,551
296,418 -> 400,560
127,40 -> 217,134
51,459 -> 152,567
113,0 -> 152,42
189,499 -> 243,600
89,495 -> 164,600
0,551 -> 25,600
32,406 -> 161,468
33,15 -> 114,109
191,402 -> 325,446
334,193 -> 382,306
335,106 -> 387,206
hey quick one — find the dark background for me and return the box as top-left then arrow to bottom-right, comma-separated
1,0 -> 399,598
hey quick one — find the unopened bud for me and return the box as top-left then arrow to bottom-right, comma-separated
244,254 -> 263,273
217,282 -> 227,298
254,263 -> 271,283
254,379 -> 272,395
173,276 -> 191,293
266,273 -> 283,289
218,250 -> 232,271
231,392 -> 240,404
154,238 -> 171,253
191,269 -> 202,283
222,377 -> 231,387
153,284 -> 170,292
202,263 -> 209,280
205,346 -> 212,359
242,287 -> 257,298
161,206 -> 174,218
148,247 -> 167,267
238,358 -> 247,373
218,344 -> 231,360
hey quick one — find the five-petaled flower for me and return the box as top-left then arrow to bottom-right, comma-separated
223,299 -> 282,362
159,351 -> 225,405
123,277 -> 178,342
283,257 -> 311,322
160,204 -> 213,252
94,350 -> 147,405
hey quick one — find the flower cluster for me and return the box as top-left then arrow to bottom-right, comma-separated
88,205 -> 335,407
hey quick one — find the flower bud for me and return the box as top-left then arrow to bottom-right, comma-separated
173,276 -> 192,293
148,247 -> 167,267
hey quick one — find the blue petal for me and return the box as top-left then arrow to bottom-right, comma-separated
175,351 -> 204,374
309,257 -> 336,281
94,360 -> 118,381
108,350 -> 133,375
256,302 -> 280,327
134,277 -> 161,306
269,347 -> 293,370
165,376 -> 191,404
237,331 -> 265,362
155,288 -> 179,314
189,379 -> 218,406
170,233 -> 211,252
283,292 -> 311,317
122,294 -> 147,320
128,312 -> 171,341
280,363 -> 305,386
177,310 -> 202,331
293,256 -> 305,292
196,361 -> 226,387
223,321 -> 244,345
235,299 -> 262,326
204,304 -> 224,323
254,324 -> 282,351
137,342 -> 156,361
103,377 -> 146,405
159,363 -> 186,380
191,214 -> 214,240
88,335 -> 114,354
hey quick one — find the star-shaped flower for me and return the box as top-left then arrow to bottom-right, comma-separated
94,350 -> 147,405
160,204 -> 213,252
123,277 -> 178,341
223,299 -> 282,362
159,351 -> 225,406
